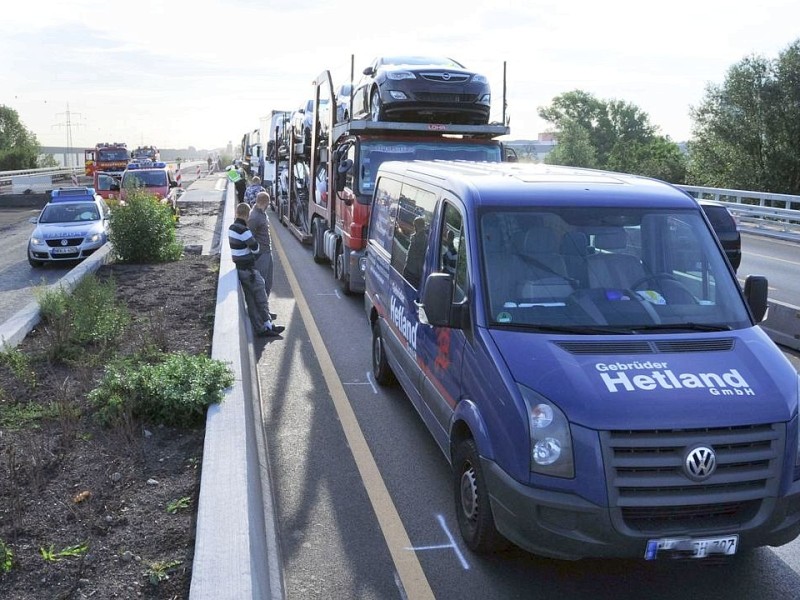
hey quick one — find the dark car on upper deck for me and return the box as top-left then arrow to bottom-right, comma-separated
350,55 -> 491,125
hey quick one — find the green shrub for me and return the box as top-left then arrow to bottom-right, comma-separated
0,346 -> 36,389
0,538 -> 13,573
109,190 -> 183,263
90,352 -> 233,427
35,275 -> 129,361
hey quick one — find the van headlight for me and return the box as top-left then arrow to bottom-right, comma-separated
520,385 -> 574,478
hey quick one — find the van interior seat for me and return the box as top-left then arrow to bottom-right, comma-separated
586,228 -> 648,290
560,231 -> 592,286
513,227 -> 574,299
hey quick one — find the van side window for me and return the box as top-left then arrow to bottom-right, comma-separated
369,176 -> 401,254
390,183 -> 436,288
439,203 -> 467,303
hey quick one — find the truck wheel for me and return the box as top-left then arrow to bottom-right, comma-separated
372,321 -> 395,386
453,438 -> 507,554
312,220 -> 326,264
335,248 -> 353,295
370,90 -> 384,122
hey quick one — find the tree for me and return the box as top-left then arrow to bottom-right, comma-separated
688,39 -> 800,195
0,105 -> 40,170
538,91 -> 686,183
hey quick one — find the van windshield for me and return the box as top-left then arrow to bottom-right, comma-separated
480,207 -> 751,332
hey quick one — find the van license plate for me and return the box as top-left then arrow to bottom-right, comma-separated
644,535 -> 738,560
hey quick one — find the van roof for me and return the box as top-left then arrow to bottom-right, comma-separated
377,160 -> 697,209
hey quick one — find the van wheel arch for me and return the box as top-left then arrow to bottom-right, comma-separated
372,319 -> 396,386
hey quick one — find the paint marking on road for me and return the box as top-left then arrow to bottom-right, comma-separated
405,514 -> 470,571
746,250 -> 800,266
366,371 -> 379,394
273,231 -> 435,600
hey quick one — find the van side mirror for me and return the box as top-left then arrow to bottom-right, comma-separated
743,275 -> 768,322
421,273 -> 456,327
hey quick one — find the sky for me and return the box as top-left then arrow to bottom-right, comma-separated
2,0 -> 799,152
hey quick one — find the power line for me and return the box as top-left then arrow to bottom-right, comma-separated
52,103 -> 83,169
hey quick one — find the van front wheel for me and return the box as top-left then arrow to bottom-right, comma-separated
372,321 -> 395,386
453,438 -> 507,554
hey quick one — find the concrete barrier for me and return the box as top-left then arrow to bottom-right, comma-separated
761,299 -> 800,352
189,183 -> 282,599
0,192 -> 49,209
0,243 -> 113,348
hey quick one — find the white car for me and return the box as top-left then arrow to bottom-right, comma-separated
27,187 -> 111,268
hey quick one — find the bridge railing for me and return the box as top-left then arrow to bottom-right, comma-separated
0,168 -> 84,195
676,185 -> 800,240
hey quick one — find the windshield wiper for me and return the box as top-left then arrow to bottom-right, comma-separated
632,323 -> 733,333
493,323 -> 633,335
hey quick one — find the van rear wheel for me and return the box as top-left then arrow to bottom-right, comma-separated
453,438 -> 507,553
372,321 -> 395,386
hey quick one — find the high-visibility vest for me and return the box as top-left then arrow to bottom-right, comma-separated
227,168 -> 241,183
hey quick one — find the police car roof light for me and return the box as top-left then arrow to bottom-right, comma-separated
51,187 -> 96,203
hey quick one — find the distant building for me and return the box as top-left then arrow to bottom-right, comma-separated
503,133 -> 558,163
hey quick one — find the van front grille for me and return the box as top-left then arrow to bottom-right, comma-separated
601,423 -> 783,534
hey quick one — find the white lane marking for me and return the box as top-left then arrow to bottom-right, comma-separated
366,371 -> 378,394
273,229 -> 435,599
405,514 -> 470,571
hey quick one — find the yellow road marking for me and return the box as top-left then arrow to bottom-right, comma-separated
273,229 -> 435,600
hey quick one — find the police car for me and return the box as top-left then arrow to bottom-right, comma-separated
27,187 -> 111,268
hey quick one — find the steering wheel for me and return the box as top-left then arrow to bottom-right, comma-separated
631,273 -> 697,304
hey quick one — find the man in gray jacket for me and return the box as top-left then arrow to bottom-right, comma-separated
229,202 -> 283,337
247,191 -> 278,324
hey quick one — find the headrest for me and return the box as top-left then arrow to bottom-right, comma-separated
592,228 -> 628,250
560,231 -> 590,257
519,227 -> 559,256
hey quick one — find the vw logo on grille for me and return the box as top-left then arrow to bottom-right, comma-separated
684,445 -> 717,481
60,239 -> 68,246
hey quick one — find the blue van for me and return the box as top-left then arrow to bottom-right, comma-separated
363,161 -> 800,560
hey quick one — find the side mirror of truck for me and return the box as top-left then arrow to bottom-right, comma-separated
743,275 -> 768,322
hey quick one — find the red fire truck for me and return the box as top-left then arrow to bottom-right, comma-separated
278,63 -> 510,294
84,142 -> 130,177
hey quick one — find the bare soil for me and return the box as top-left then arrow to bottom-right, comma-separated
0,254 -> 219,599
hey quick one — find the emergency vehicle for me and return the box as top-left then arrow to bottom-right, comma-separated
84,142 -> 130,177
131,145 -> 160,162
278,60 -> 511,294
119,161 -> 180,216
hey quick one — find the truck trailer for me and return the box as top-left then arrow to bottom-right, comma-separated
279,63 -> 511,294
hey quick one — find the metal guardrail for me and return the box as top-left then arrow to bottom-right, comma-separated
0,162 -> 201,196
676,185 -> 800,240
0,168 -> 81,194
